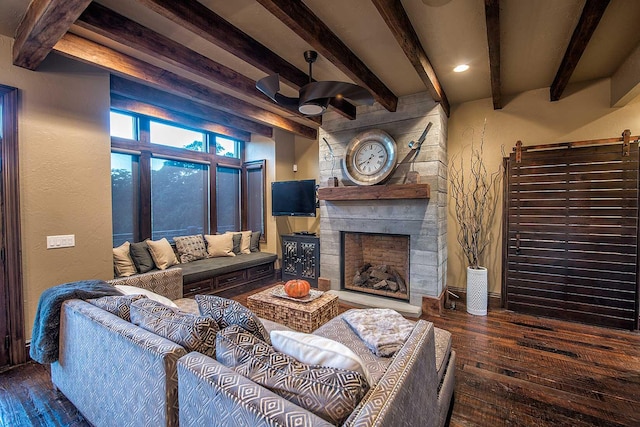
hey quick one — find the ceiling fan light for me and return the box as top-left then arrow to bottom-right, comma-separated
299,100 -> 328,116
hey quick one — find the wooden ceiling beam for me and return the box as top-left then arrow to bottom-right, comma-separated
110,76 -> 271,139
13,0 -> 91,69
110,94 -> 251,141
53,33 -> 319,139
550,0 -> 610,102
257,0 -> 398,113
484,0 -> 501,110
371,0 -> 449,116
136,0 -> 356,120
76,2 -> 320,126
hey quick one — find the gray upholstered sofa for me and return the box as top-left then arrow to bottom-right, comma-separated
50,269 -> 455,427
50,268 -> 188,427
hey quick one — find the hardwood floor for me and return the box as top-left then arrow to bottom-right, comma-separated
1,286 -> 639,426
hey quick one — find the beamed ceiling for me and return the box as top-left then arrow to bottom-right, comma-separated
1,0 -> 640,141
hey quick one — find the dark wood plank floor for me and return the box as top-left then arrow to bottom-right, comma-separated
1,285 -> 639,426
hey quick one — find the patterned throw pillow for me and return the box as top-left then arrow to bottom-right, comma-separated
216,325 -> 369,425
250,231 -> 261,252
130,299 -> 219,357
195,295 -> 270,344
174,235 -> 208,263
87,294 -> 147,322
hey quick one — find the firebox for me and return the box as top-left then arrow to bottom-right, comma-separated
341,231 -> 410,301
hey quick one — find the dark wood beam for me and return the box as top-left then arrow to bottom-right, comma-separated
53,33 -> 318,139
13,0 -> 91,69
111,94 -> 251,141
370,0 -> 449,116
550,0 -> 610,101
109,76 -> 272,139
256,0 -> 398,113
136,0 -> 356,120
485,0 -> 501,110
77,2 -> 319,126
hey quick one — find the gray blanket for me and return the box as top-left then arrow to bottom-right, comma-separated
342,308 -> 415,357
30,280 -> 121,364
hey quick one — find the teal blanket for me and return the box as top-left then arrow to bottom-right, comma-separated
30,280 -> 121,364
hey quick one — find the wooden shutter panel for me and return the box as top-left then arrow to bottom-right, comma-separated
504,143 -> 639,329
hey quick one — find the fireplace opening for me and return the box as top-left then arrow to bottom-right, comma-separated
341,232 -> 410,301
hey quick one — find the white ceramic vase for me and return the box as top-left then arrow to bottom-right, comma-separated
466,266 -> 488,316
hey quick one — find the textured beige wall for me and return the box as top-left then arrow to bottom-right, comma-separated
0,35 -> 112,340
272,129 -> 296,255
292,135 -> 320,234
246,129 -> 319,259
246,134 -> 277,255
447,78 -> 640,296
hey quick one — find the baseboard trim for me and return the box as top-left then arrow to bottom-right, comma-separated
447,287 -> 502,310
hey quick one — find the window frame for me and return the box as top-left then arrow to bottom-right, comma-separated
215,164 -> 242,234
109,109 -> 258,243
243,159 -> 267,243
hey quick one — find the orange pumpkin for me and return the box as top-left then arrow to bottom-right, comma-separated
284,279 -> 311,298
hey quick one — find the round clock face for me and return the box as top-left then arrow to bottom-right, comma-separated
343,129 -> 398,186
354,141 -> 388,176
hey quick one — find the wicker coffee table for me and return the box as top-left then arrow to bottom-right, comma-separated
247,284 -> 339,333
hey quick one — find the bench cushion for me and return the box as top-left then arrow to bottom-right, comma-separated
179,252 -> 277,284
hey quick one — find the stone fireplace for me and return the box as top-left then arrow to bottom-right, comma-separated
317,93 -> 448,316
342,232 -> 409,301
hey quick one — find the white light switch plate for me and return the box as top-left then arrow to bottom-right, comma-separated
47,234 -> 75,249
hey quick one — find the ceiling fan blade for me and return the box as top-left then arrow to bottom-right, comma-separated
256,73 -> 299,109
256,74 -> 281,101
299,81 -> 375,106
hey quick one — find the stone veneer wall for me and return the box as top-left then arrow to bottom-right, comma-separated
318,92 -> 448,308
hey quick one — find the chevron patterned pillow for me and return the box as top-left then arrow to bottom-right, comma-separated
216,325 -> 369,425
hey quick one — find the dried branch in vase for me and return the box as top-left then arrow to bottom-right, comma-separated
449,120 -> 501,269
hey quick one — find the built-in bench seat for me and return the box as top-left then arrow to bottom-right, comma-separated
178,252 -> 277,297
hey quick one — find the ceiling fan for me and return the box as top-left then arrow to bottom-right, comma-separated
256,50 -> 375,116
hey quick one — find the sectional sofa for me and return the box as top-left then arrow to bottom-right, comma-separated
50,269 -> 455,427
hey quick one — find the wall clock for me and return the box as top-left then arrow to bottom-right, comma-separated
343,129 -> 398,186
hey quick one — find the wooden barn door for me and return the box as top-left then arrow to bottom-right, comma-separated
504,141 -> 639,329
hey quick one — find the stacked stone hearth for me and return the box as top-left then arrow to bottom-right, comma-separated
318,92 -> 448,314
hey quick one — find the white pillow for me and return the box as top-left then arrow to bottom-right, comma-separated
204,233 -> 235,257
270,330 -> 374,386
146,238 -> 180,270
239,230 -> 252,254
114,284 -> 178,308
113,241 -> 136,277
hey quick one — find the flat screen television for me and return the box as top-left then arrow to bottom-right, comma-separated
271,179 -> 317,217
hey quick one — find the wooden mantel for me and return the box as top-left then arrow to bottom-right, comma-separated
317,183 -> 430,201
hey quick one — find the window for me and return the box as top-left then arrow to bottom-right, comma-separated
111,153 -> 139,247
245,160 -> 266,237
110,111 -> 136,139
216,166 -> 241,233
151,158 -> 208,240
109,108 -> 263,245
215,136 -> 239,158
150,121 -> 205,151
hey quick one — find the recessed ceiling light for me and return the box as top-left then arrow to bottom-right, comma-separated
453,64 -> 469,73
